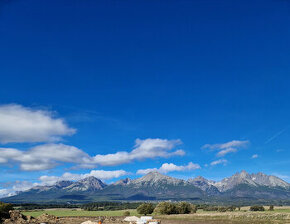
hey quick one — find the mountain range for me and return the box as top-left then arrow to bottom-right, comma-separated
3,170 -> 290,204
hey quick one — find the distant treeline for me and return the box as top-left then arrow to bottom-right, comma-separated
13,202 -> 142,211
14,203 -> 80,210
81,202 -> 143,211
9,201 -> 285,211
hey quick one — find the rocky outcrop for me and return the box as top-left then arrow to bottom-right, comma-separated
3,211 -> 59,224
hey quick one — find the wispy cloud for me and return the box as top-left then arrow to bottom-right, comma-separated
0,104 -> 76,144
271,173 -> 290,182
265,127 -> 288,144
251,154 -> 258,159
202,140 -> 249,157
210,159 -> 228,166
137,162 -> 200,175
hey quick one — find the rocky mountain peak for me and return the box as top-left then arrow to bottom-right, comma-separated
55,180 -> 74,188
132,171 -> 184,186
250,173 -> 289,188
213,171 -> 290,192
64,176 -> 107,192
191,176 -> 209,182
114,178 -> 131,185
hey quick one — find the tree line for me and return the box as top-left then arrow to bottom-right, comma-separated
135,202 -> 275,215
81,202 -> 142,211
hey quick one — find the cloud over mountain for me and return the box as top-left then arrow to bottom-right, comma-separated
137,162 -> 200,174
39,170 -> 129,186
0,139 -> 185,171
92,138 -> 185,167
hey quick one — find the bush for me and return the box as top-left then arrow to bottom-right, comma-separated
137,203 -> 154,215
0,202 -> 13,221
176,202 -> 191,214
250,205 -> 265,211
203,205 -> 219,211
218,207 -> 227,212
269,205 -> 274,211
123,211 -> 130,216
227,205 -> 236,212
154,202 -> 177,215
190,204 -> 197,213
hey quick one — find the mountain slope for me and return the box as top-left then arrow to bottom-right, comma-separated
187,176 -> 220,196
2,171 -> 290,203
64,176 -> 107,192
213,170 -> 290,192
103,172 -> 205,200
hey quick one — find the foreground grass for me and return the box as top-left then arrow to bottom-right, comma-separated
22,206 -> 290,224
157,209 -> 290,224
22,209 -> 138,217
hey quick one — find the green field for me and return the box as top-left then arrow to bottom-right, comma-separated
22,206 -> 290,218
22,209 -> 138,217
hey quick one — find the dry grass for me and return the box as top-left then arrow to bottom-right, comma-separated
157,210 -> 290,224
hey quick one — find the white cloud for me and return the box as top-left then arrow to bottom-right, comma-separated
210,159 -> 228,166
216,147 -> 237,157
0,143 -> 90,171
0,181 -> 38,198
137,162 -> 200,175
272,174 -> 290,182
203,140 -> 249,157
0,189 -> 12,198
91,138 -> 185,166
0,104 -> 76,143
0,138 -> 184,171
251,154 -> 258,159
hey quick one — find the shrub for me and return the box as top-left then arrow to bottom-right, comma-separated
269,205 -> 274,211
154,202 -> 177,215
190,204 -> 197,213
123,211 -> 130,216
137,203 -> 154,215
250,205 -> 265,211
203,206 -> 219,211
218,207 -> 227,212
176,202 -> 191,214
0,202 -> 13,221
227,205 -> 236,212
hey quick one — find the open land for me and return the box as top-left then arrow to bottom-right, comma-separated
20,206 -> 290,224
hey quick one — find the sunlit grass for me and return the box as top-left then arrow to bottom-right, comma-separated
22,209 -> 138,217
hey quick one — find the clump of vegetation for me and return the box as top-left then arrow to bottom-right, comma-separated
176,202 -> 191,214
250,205 -> 265,211
154,202 -> 197,215
190,204 -> 197,213
137,203 -> 154,215
269,205 -> 274,211
0,202 -> 13,222
155,202 -> 177,215
202,205 -> 236,212
123,210 -> 130,216
202,205 -> 219,211
82,202 -> 141,211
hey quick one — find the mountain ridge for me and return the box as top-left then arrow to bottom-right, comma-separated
2,170 -> 290,203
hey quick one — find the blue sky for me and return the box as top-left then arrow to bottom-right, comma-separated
0,0 -> 290,196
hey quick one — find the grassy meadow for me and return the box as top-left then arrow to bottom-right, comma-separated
21,206 -> 290,223
22,208 -> 139,217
